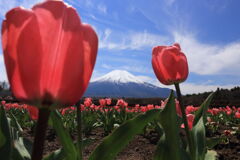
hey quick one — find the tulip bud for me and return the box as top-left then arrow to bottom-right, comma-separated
181,114 -> 195,130
152,43 -> 188,85
2,0 -> 98,107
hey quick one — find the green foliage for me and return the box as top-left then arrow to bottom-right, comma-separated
0,90 -> 224,160
0,106 -> 33,160
204,150 -> 217,160
89,109 -> 162,160
190,92 -> 216,160
43,148 -> 65,160
191,117 -> 206,160
82,110 -> 98,135
50,110 -> 79,160
0,106 -> 12,160
154,91 -> 184,160
206,137 -> 224,149
193,92 -> 214,126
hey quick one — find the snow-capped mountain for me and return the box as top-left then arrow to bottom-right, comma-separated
92,70 -> 145,84
84,70 -> 173,98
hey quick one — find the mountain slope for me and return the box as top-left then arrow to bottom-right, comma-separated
84,70 -> 172,98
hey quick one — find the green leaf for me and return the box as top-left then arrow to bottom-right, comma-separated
43,148 -> 65,160
154,91 -> 183,160
12,137 -> 31,160
193,92 -> 214,126
89,109 -> 162,160
50,110 -> 78,160
154,134 -> 168,159
204,150 -> 217,160
191,117 -> 206,160
9,113 -> 23,133
206,137 -> 223,149
0,106 -> 12,159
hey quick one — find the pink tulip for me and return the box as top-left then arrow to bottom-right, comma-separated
105,98 -> 112,105
2,0 -> 98,107
152,43 -> 188,85
99,99 -> 106,106
181,114 -> 195,130
26,105 -> 39,120
84,98 -> 92,107
235,112 -> 240,119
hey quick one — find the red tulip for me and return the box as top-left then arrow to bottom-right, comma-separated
84,98 -> 92,107
26,105 -> 39,120
235,112 -> 240,119
181,114 -> 195,130
99,99 -> 106,106
152,43 -> 188,85
2,0 -> 98,107
105,98 -> 112,105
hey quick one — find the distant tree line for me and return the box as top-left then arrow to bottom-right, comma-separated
183,87 -> 240,107
83,87 -> 240,107
0,81 -> 239,107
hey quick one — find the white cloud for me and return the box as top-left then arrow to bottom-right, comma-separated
0,0 -> 42,18
100,63 -> 152,74
101,64 -> 112,69
90,70 -> 105,82
97,4 -> 107,14
137,75 -> 156,83
120,65 -> 151,74
137,75 -> 235,94
173,32 -> 240,75
180,83 -> 235,95
85,0 -> 94,8
0,54 -> 7,82
164,0 -> 176,6
99,29 -> 170,50
65,0 -> 81,8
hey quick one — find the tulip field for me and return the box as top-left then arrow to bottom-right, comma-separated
1,98 -> 239,159
1,0 -> 239,160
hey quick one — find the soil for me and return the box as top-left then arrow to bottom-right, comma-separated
207,124 -> 240,160
22,125 -> 240,160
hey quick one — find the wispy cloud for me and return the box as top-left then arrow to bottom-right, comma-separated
164,0 -> 176,6
97,4 -> 107,14
173,32 -> 240,75
99,29 -> 170,50
84,0 -> 94,8
101,63 -> 152,74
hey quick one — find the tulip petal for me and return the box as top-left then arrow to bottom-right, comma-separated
1,20 -> 7,52
2,1 -> 98,106
152,46 -> 169,85
57,24 -> 98,105
32,1 -> 97,105
32,1 -> 84,102
3,8 -> 41,100
79,24 -> 98,96
16,13 -> 42,101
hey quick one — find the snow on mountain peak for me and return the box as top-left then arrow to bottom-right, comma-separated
92,70 -> 145,84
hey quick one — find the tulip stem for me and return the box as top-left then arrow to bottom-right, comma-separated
31,108 -> 51,160
174,83 -> 195,159
76,102 -> 83,159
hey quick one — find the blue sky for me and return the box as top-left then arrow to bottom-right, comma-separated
0,0 -> 240,94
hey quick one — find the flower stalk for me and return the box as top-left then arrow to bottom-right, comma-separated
174,83 -> 195,159
76,102 -> 83,159
31,108 -> 51,160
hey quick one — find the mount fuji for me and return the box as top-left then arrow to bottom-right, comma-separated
84,70 -> 173,98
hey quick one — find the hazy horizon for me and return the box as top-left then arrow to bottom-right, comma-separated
0,0 -> 240,94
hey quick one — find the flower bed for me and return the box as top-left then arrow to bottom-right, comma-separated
1,98 -> 239,159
